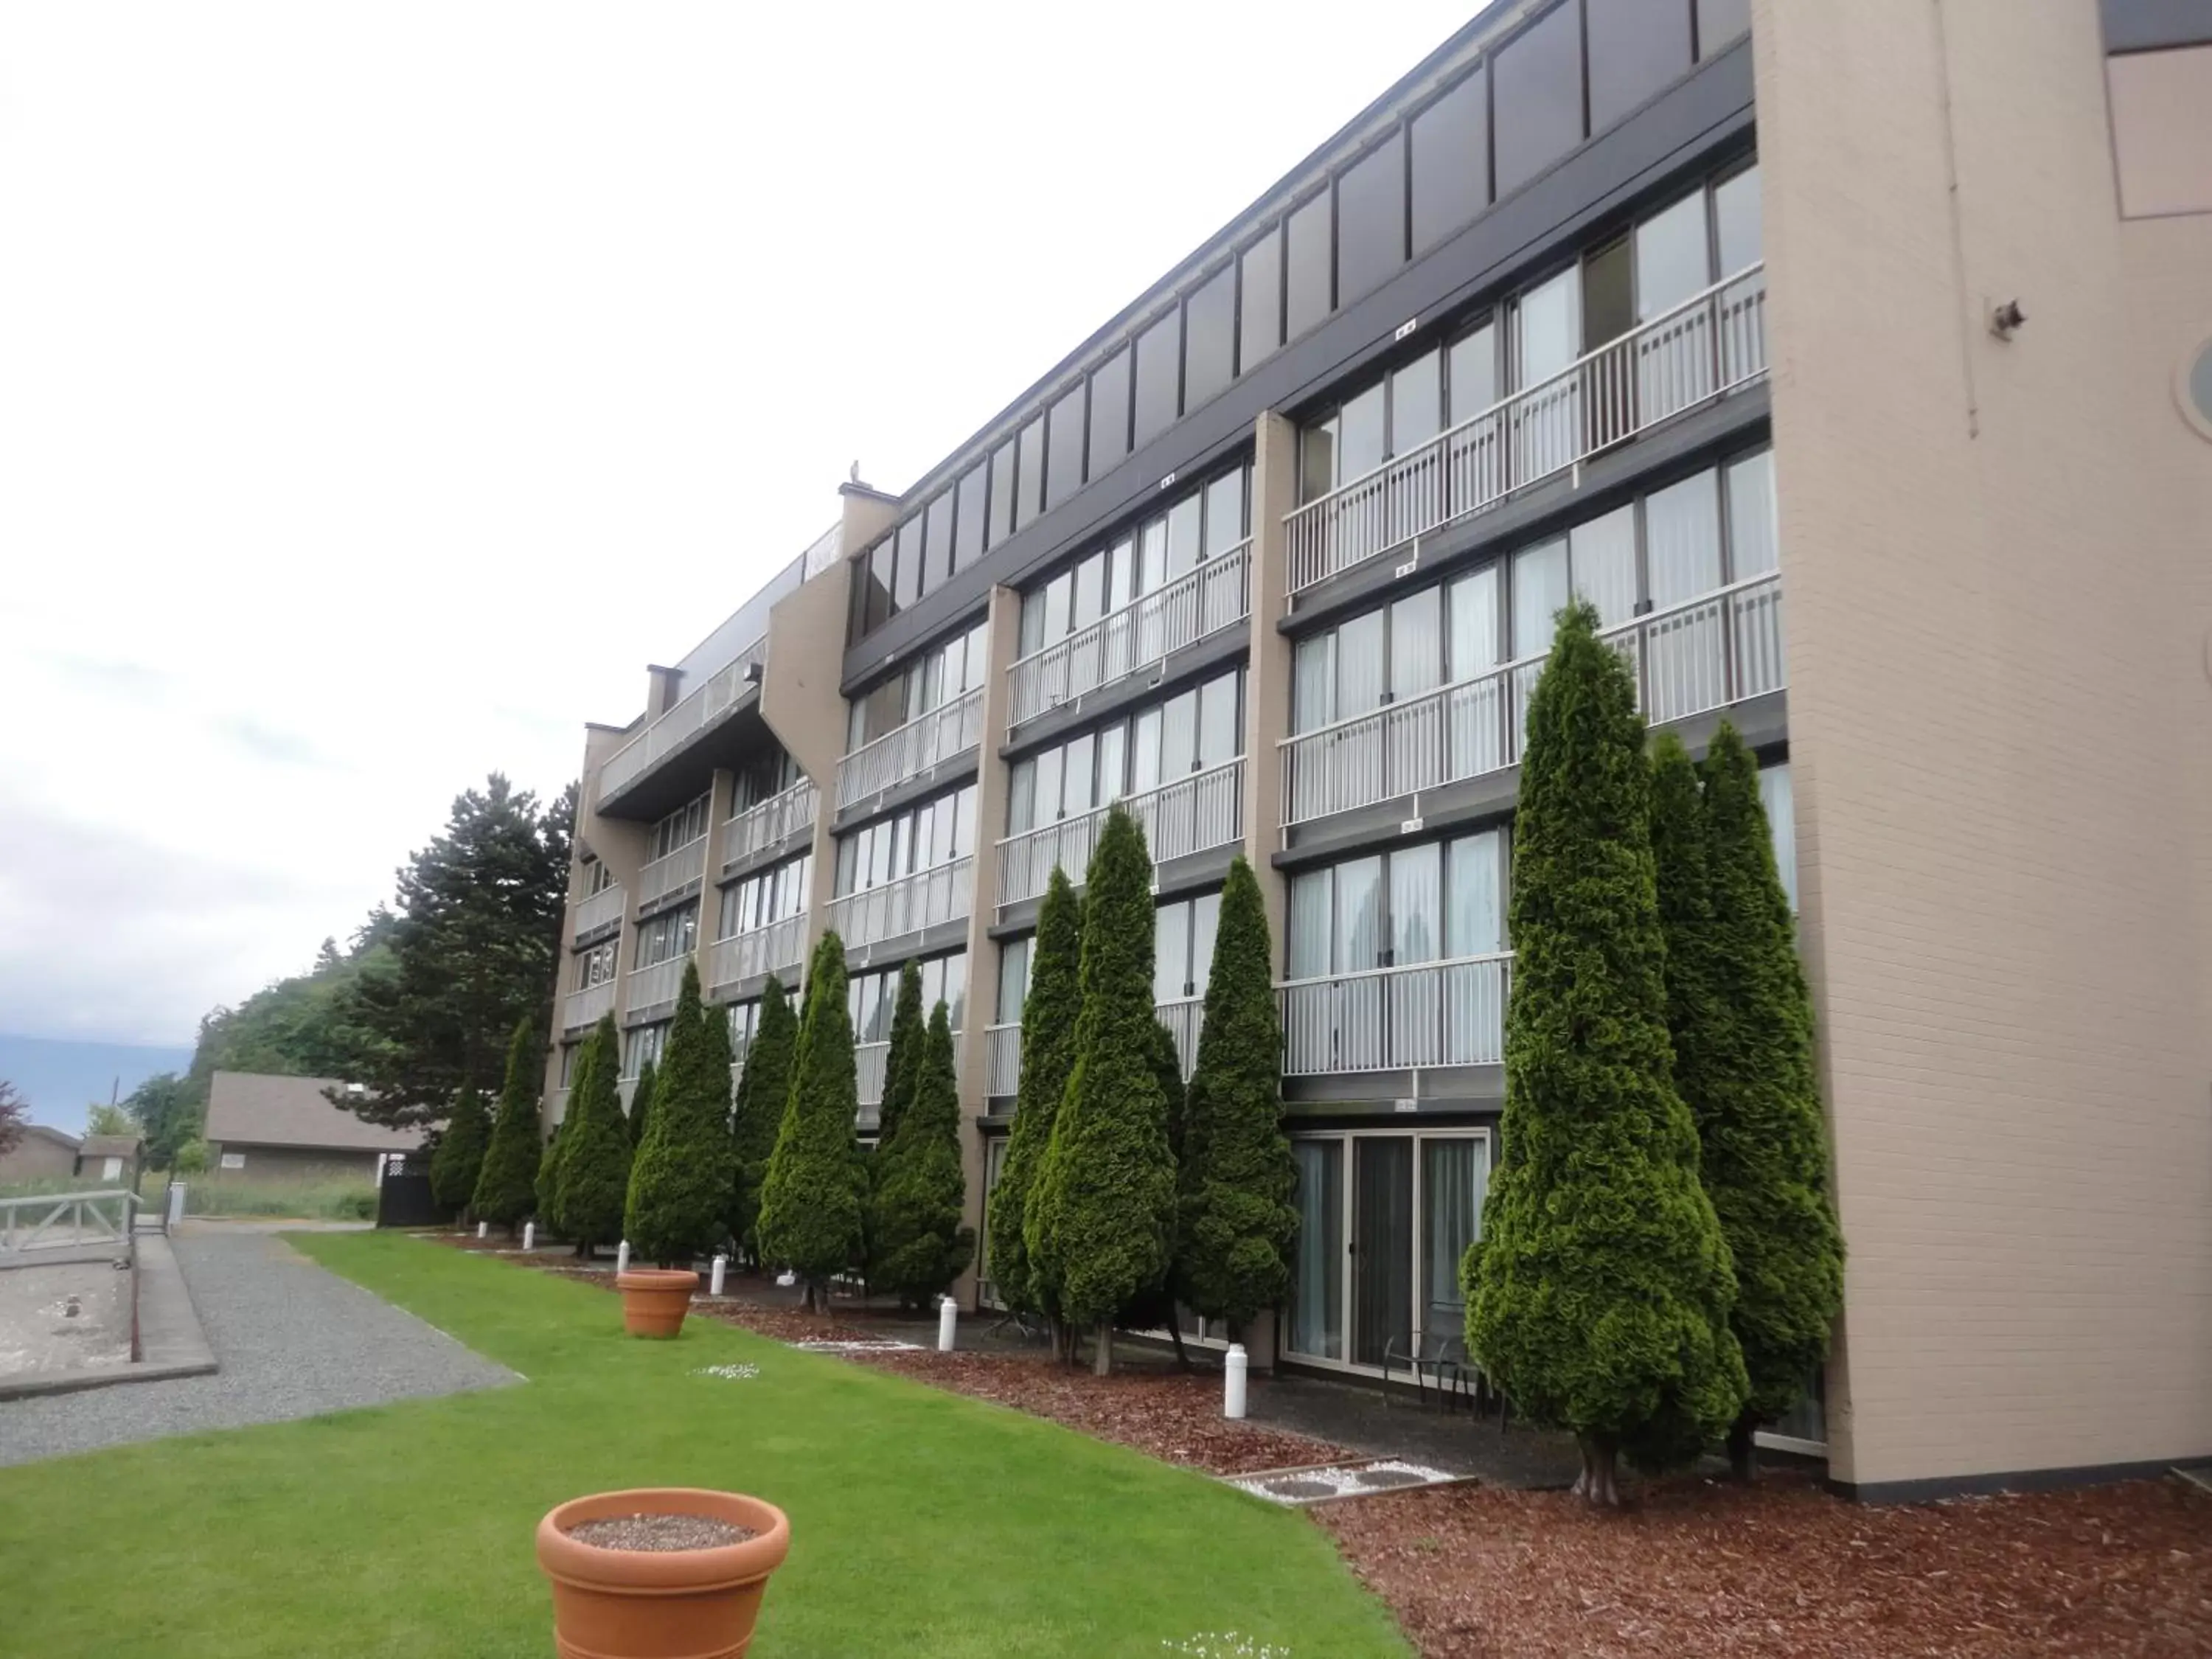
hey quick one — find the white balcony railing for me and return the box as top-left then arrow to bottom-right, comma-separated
637,835 -> 708,909
626,955 -> 689,1014
572,884 -> 625,940
726,779 -> 818,868
981,999 -> 1199,1102
984,1023 -> 1022,1098
599,633 -> 770,802
1280,572 -> 1784,827
563,978 -> 617,1032
855,1031 -> 964,1111
996,757 -> 1245,908
549,1088 -> 570,1127
1284,264 -> 1767,594
1279,953 -> 1512,1077
1155,995 -> 1203,1082
1006,542 -> 1253,728
835,689 -> 983,812
706,913 -> 807,990
829,856 -> 974,951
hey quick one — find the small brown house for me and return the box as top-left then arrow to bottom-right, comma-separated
0,1124 -> 83,1184
74,1133 -> 142,1188
203,1071 -> 422,1183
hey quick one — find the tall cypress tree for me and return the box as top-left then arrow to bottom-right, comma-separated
998,871 -> 1082,1326
1693,723 -> 1846,1478
1031,807 -> 1177,1375
994,869 -> 1082,1321
728,975 -> 796,1265
555,1016 -> 632,1257
473,1018 -> 543,1231
871,1001 -> 975,1307
757,932 -> 866,1310
1176,856 -> 1298,1335
430,1085 -> 491,1217
625,963 -> 731,1267
1466,600 -> 1746,1506
877,961 -> 925,1147
627,1059 -> 658,1149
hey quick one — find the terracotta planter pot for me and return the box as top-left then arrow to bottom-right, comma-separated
537,1487 -> 790,1659
616,1268 -> 698,1338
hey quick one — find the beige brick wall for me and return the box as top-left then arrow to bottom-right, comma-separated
1756,0 -> 2212,1486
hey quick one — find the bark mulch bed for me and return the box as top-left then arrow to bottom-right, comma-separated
1316,1464 -> 2212,1658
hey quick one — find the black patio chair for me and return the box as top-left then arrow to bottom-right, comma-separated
1383,1304 -> 1475,1413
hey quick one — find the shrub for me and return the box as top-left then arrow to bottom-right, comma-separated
757,932 -> 865,1308
995,868 -> 1081,1319
428,1085 -> 490,1214
728,974 -> 796,1262
473,1018 -> 544,1231
625,963 -> 731,1267
554,1016 -> 631,1256
869,1001 -> 975,1307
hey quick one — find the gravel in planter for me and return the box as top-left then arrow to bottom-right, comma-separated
565,1514 -> 755,1551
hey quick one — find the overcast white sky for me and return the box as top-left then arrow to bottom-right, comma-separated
0,2 -> 1476,1048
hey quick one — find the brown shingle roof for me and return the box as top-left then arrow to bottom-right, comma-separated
77,1134 -> 142,1158
204,1071 -> 425,1153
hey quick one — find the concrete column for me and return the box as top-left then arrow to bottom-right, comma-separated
950,582 -> 1022,1307
698,766 -> 735,987
1241,411 -> 1298,967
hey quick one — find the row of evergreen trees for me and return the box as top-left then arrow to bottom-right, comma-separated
986,818 -> 1299,1374
1465,601 -> 1843,1506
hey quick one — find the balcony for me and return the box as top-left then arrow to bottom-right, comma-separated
627,955 -> 688,1015
1284,264 -> 1767,596
984,1023 -> 1021,1100
563,979 -> 616,1033
599,633 -> 770,804
1155,995 -> 1203,1081
726,779 -> 818,868
637,835 -> 707,911
1279,953 -> 1511,1077
981,998 -> 1203,1105
1280,572 -> 1783,827
828,856 -> 974,952
1006,542 -> 1252,728
572,884 -> 625,941
997,758 -> 1244,909
706,913 -> 807,991
835,689 -> 982,813
855,1030 -> 964,1119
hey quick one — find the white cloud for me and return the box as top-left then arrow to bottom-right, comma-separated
0,0 -> 1476,1043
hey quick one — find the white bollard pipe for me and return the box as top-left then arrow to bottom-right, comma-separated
476,1220 -> 487,1240
710,1253 -> 727,1296
168,1184 -> 187,1228
522,1222 -> 535,1252
1224,1343 -> 1248,1419
937,1294 -> 958,1353
616,1239 -> 630,1276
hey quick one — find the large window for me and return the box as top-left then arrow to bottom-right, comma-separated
1009,667 -> 1243,835
995,934 -> 1032,1023
1411,72 -> 1489,255
716,852 -> 811,940
1335,131 -> 1406,305
576,941 -> 618,990
635,902 -> 698,968
1293,565 -> 1498,733
1182,265 -> 1236,414
649,794 -> 711,860
834,782 -> 979,898
729,747 -> 801,816
953,462 -> 988,571
1238,232 -> 1283,374
1492,1 -> 1585,198
1287,830 -> 1505,981
1155,891 -> 1221,1004
1284,192 -> 1333,342
1587,0 -> 1694,132
1133,309 -> 1182,451
1046,383 -> 1085,511
846,619 -> 990,751
850,951 -> 969,1041
1087,347 -> 1131,479
622,1021 -> 671,1078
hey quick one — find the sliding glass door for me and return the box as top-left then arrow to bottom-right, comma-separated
1287,1127 -> 1491,1374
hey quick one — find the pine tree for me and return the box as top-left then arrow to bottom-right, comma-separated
473,1018 -> 543,1231
627,1059 -> 658,1148
757,933 -> 866,1309
1693,723 -> 1846,1478
624,963 -> 731,1267
870,1001 -> 975,1307
728,975 -> 796,1264
1113,1017 -> 1193,1366
1030,807 -> 1177,1374
554,1016 -> 633,1256
1176,856 -> 1298,1335
534,1123 -> 563,1231
429,1085 -> 491,1216
995,868 -> 1081,1321
878,961 -> 925,1147
1465,600 -> 1746,1506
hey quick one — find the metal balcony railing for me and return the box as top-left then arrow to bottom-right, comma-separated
706,913 -> 807,990
984,1023 -> 1021,1098
855,1031 -> 964,1111
563,979 -> 617,1032
1006,542 -> 1252,728
979,998 -> 1200,1102
572,884 -> 626,939
726,779 -> 818,867
637,835 -> 708,910
626,955 -> 688,1015
829,856 -> 974,951
835,689 -> 983,812
598,633 -> 770,802
1155,995 -> 1203,1082
996,757 -> 1245,908
1279,953 -> 1512,1076
1284,264 -> 1767,594
1280,572 -> 1783,827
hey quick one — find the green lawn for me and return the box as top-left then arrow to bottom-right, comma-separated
0,1233 -> 1408,1658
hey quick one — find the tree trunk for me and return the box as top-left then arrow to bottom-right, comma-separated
1093,1321 -> 1114,1377
1571,1433 -> 1622,1507
1727,1411 -> 1760,1482
1165,1307 -> 1192,1374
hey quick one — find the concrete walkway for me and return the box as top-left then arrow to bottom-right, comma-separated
0,1225 -> 514,1468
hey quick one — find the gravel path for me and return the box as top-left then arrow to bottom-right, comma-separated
0,1225 -> 515,1467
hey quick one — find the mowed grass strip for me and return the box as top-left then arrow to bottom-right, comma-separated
0,1232 -> 1408,1659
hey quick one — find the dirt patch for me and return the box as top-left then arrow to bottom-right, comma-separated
1316,1466 -> 2212,1658
566,1513 -> 753,1551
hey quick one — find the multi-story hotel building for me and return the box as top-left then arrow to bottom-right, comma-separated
544,0 -> 2212,1500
